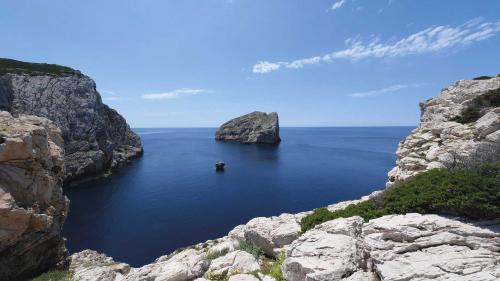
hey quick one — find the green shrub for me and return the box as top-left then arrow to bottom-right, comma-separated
205,249 -> 229,261
206,271 -> 229,281
472,75 -> 492,80
383,166 -> 500,219
300,200 -> 386,232
33,270 -> 73,281
300,163 -> 500,231
450,87 -> 500,124
239,240 -> 264,258
262,252 -> 286,281
0,58 -> 81,76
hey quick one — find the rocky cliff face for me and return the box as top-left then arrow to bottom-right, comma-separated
0,60 -> 143,182
387,77 -> 500,187
215,112 -> 281,144
0,111 -> 69,280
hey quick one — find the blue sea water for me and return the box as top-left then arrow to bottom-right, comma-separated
63,127 -> 413,266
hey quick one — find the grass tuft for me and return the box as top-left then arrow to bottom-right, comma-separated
33,270 -> 73,281
239,240 -> 264,259
262,252 -> 286,281
205,249 -> 229,261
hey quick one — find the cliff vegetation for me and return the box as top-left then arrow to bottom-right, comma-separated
301,162 -> 500,232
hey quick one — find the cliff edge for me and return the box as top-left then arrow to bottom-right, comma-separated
0,58 -> 143,183
387,76 -> 500,187
0,111 -> 69,280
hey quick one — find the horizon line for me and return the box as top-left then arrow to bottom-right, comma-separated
132,125 -> 417,129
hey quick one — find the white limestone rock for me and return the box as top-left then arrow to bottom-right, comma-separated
244,214 -> 301,257
387,77 -> 500,187
282,217 -> 366,281
228,274 -> 260,281
363,213 -> 500,281
206,250 -> 260,276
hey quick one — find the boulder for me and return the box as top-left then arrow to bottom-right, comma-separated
206,250 -> 260,276
244,214 -> 301,257
228,274 -> 260,281
363,213 -> 500,281
281,217 -> 366,281
215,111 -> 281,144
0,111 -> 69,280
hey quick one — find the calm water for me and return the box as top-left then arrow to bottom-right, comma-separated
63,127 -> 413,266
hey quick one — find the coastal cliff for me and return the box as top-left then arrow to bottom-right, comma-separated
0,112 -> 69,280
215,112 -> 281,144
387,76 -> 500,187
26,76 -> 499,281
0,58 -> 143,183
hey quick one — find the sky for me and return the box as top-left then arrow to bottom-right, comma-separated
1,0 -> 499,127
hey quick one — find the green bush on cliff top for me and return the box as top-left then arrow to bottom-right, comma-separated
450,87 -> 500,124
300,162 -> 500,232
0,58 -> 81,76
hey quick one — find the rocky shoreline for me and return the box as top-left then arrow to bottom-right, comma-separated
1,74 -> 498,280
66,196 -> 500,281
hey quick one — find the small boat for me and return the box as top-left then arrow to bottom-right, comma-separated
215,161 -> 225,171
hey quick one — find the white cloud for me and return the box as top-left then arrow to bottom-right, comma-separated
347,83 -> 424,98
329,0 -> 346,11
252,61 -> 281,74
142,88 -> 206,100
252,18 -> 500,73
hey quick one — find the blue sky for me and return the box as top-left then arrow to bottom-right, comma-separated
1,0 -> 499,127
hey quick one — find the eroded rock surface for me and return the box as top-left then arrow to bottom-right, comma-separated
282,217 -> 366,281
0,62 -> 143,182
387,77 -> 500,187
215,111 -> 281,144
244,214 -> 301,257
0,111 -> 69,280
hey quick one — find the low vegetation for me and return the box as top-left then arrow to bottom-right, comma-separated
205,249 -> 229,261
301,162 -> 500,232
239,240 -> 264,258
0,58 -> 81,76
450,87 -> 500,124
33,270 -> 73,281
472,75 -> 493,80
262,252 -> 286,281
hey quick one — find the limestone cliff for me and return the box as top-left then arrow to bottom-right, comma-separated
215,112 -> 281,144
0,58 -> 143,183
0,111 -> 69,280
387,77 -> 500,187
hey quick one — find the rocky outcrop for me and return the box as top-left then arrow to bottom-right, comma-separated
387,77 -> 500,187
282,213 -> 500,281
0,58 -> 143,183
66,209 -> 500,281
215,112 -> 281,144
0,111 -> 69,280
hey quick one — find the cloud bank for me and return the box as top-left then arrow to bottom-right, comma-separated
253,18 -> 500,74
142,88 -> 206,100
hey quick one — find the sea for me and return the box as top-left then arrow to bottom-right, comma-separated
63,127 -> 413,266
